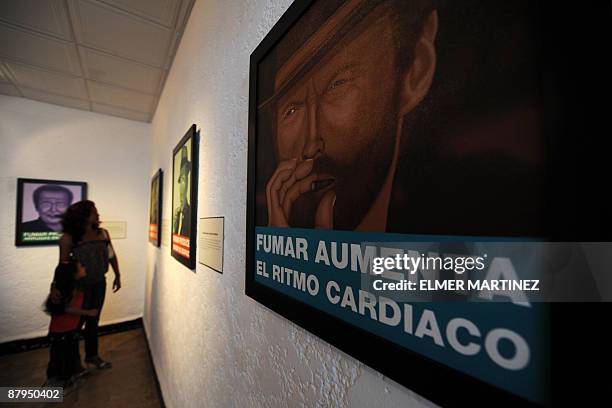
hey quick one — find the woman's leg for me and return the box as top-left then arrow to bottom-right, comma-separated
83,280 -> 107,361
58,333 -> 73,380
65,330 -> 80,377
46,333 -> 62,380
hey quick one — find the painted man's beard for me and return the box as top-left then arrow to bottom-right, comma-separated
288,112 -> 398,230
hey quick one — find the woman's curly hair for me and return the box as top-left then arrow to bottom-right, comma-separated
61,200 -> 96,243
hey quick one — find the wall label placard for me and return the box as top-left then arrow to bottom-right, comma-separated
101,221 -> 127,239
198,217 -> 224,274
161,218 -> 170,247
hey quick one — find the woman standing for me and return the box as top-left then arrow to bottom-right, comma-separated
58,200 -> 121,369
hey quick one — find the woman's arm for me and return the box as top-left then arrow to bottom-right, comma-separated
104,229 -> 122,292
59,233 -> 73,263
110,256 -> 121,292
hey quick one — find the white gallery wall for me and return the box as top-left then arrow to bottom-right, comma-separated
144,1 -> 435,407
0,95 -> 151,343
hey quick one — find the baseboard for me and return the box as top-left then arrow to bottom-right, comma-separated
0,317 -> 143,356
142,321 -> 166,408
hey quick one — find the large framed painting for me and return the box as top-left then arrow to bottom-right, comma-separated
242,0 -> 608,406
149,169 -> 163,247
171,125 -> 198,269
15,178 -> 87,246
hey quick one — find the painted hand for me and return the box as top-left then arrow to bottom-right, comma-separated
266,158 -> 335,229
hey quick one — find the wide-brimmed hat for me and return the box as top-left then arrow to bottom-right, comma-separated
257,0 -> 388,111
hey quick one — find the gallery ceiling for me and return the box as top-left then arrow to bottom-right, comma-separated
0,0 -> 195,123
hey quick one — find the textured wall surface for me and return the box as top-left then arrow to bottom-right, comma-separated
144,1 -> 436,407
0,96 -> 151,343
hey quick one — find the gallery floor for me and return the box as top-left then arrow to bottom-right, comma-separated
0,328 -> 162,407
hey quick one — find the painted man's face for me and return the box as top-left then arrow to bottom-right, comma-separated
274,8 -> 401,230
37,190 -> 70,229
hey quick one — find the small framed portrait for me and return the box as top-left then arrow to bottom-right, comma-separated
15,178 -> 87,246
149,169 -> 163,247
171,124 -> 198,269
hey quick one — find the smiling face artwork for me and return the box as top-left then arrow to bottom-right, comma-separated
261,0 -> 438,232
37,188 -> 72,231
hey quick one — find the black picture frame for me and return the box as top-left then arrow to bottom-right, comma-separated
15,178 -> 87,247
171,124 -> 198,269
149,169 -> 163,247
242,1 -> 582,407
